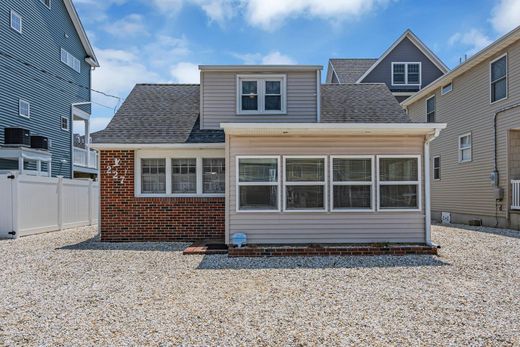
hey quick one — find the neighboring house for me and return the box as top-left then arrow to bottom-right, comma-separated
326,30 -> 449,102
92,65 -> 445,247
0,0 -> 99,179
403,25 -> 520,229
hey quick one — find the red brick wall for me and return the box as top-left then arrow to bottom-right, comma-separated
99,150 -> 225,242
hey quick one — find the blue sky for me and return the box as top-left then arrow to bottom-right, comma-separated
73,0 -> 520,132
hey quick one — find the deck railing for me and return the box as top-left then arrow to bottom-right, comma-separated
73,147 -> 98,169
511,180 -> 520,210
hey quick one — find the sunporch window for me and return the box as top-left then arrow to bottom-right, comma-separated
284,157 -> 326,211
331,156 -> 374,211
378,156 -> 420,210
171,158 -> 196,194
141,159 -> 166,194
203,158 -> 225,194
237,157 -> 279,211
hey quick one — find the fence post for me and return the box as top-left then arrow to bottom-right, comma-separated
57,176 -> 64,230
11,172 -> 20,239
88,179 -> 93,226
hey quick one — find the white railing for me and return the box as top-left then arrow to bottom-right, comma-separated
512,180 -> 520,210
73,147 -> 98,169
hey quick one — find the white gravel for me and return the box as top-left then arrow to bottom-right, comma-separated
0,224 -> 519,346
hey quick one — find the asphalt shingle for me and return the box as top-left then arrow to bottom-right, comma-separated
329,58 -> 377,83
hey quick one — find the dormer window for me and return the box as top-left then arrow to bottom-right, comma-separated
392,62 -> 421,86
237,75 -> 286,114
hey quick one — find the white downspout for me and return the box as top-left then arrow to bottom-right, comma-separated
424,129 -> 441,246
316,69 -> 321,122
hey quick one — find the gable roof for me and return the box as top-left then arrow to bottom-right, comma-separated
328,59 -> 378,83
62,0 -> 98,67
356,29 -> 448,83
402,24 -> 520,107
93,81 -> 410,145
320,84 -> 410,123
91,84 -> 225,144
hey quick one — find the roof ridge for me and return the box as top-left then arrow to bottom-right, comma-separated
330,58 -> 377,61
136,83 -> 200,86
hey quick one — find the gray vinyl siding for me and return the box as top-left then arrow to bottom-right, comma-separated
201,71 -> 318,129
0,0 -> 91,178
407,39 -> 520,221
226,135 -> 426,244
360,37 -> 445,93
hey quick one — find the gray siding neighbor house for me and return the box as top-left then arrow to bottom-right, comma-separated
92,64 -> 445,252
0,0 -> 99,178
404,25 -> 520,229
326,30 -> 449,103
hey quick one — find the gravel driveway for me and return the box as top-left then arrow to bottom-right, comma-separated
0,224 -> 519,346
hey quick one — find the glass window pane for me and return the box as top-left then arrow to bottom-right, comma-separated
492,78 -> 507,101
239,158 -> 277,182
333,158 -> 371,181
241,95 -> 258,111
286,186 -> 324,210
380,185 -> 418,209
265,95 -> 281,111
203,158 -> 225,193
333,185 -> 371,209
460,135 -> 471,148
379,158 -> 418,181
265,81 -> 281,94
242,81 -> 257,94
141,159 -> 166,194
407,64 -> 419,73
426,97 -> 435,113
461,148 -> 471,161
172,158 -> 196,193
286,158 -> 324,182
239,186 -> 277,210
491,57 -> 506,81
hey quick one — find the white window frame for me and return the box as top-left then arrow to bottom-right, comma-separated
433,156 -> 441,181
10,10 -> 22,34
236,155 -> 281,213
490,53 -> 508,104
61,116 -> 69,131
426,95 -> 436,123
458,133 -> 472,163
283,155 -> 327,213
236,74 -> 287,115
40,0 -> 51,9
135,150 -> 225,198
61,48 -> 81,73
441,82 -> 453,95
391,62 -> 422,86
376,155 -> 422,212
19,99 -> 30,118
330,155 -> 375,212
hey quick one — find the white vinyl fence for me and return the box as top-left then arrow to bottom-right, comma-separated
0,173 -> 98,238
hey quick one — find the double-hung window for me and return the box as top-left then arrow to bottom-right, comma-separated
459,133 -> 472,163
19,99 -> 30,118
331,156 -> 374,211
378,156 -> 420,210
203,158 -> 225,194
141,159 -> 166,194
392,62 -> 421,86
171,158 -> 197,194
237,157 -> 280,211
61,116 -> 69,131
284,156 -> 326,212
433,156 -> 441,180
10,11 -> 22,34
490,54 -> 507,103
237,75 -> 286,114
426,95 -> 436,123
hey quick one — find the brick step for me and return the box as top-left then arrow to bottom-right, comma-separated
183,243 -> 228,255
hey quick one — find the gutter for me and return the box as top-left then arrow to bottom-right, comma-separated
424,129 -> 441,246
90,143 -> 225,150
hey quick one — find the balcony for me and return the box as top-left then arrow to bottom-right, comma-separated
73,147 -> 98,169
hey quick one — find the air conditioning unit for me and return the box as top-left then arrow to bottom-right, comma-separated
30,136 -> 49,150
4,128 -> 31,147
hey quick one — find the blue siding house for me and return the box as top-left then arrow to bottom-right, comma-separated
0,0 -> 98,178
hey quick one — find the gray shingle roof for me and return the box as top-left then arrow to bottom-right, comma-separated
329,59 -> 377,83
320,83 -> 410,123
92,84 -> 224,144
93,82 -> 409,145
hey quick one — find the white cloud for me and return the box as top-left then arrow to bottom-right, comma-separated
150,0 -> 235,24
233,51 -> 297,64
448,29 -> 493,56
490,0 -> 520,34
104,14 -> 148,37
242,0 -> 392,30
145,35 -> 191,67
170,62 -> 200,83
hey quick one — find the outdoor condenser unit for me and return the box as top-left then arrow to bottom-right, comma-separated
30,136 -> 49,150
4,128 -> 31,147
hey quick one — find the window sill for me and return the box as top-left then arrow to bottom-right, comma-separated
236,111 -> 287,116
330,208 -> 375,213
136,193 -> 225,198
236,209 -> 281,213
490,96 -> 508,105
377,208 -> 422,212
